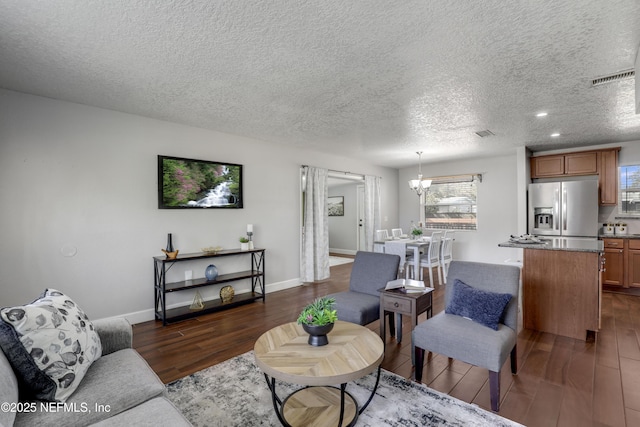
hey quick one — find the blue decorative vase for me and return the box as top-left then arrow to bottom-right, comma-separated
205,264 -> 218,281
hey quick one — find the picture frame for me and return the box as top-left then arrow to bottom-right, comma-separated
328,196 -> 344,216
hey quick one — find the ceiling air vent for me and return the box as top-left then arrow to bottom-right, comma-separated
591,69 -> 635,86
474,130 -> 495,138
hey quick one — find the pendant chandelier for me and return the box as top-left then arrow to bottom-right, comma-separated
408,151 -> 432,196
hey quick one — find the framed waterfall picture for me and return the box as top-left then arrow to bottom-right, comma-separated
158,155 -> 243,209
328,196 -> 344,216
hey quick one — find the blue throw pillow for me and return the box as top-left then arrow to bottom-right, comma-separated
445,279 -> 512,330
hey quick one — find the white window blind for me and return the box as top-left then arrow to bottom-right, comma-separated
619,165 -> 640,215
423,174 -> 480,230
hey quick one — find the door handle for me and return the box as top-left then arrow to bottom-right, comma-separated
562,188 -> 567,231
554,188 -> 560,230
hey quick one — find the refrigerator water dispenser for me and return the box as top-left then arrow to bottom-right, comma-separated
533,208 -> 553,229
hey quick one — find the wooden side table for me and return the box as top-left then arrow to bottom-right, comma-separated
254,320 -> 384,427
379,287 -> 433,348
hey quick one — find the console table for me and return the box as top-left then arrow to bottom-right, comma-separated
154,248 -> 265,325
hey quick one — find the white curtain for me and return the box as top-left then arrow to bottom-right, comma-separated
363,175 -> 381,252
300,166 -> 330,282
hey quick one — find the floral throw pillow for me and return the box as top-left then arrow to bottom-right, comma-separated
0,289 -> 102,402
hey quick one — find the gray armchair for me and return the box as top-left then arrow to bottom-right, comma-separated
327,251 -> 400,326
413,261 -> 520,412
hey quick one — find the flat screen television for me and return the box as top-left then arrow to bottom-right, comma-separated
158,155 -> 243,209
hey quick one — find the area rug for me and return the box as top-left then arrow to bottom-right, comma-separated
329,256 -> 355,267
166,351 -> 523,427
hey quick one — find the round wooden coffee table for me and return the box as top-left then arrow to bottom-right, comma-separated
254,320 -> 384,427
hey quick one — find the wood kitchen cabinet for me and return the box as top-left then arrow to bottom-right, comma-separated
531,147 -> 620,205
565,152 -> 598,175
602,238 -> 625,286
523,248 -> 600,341
531,152 -> 597,178
531,155 -> 566,177
627,239 -> 640,288
601,238 -> 640,289
598,149 -> 618,205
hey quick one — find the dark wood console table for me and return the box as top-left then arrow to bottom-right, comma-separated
154,248 -> 265,325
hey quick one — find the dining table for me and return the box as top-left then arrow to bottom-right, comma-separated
373,237 -> 430,280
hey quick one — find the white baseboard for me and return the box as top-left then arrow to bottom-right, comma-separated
329,248 -> 357,256
97,278 -> 303,325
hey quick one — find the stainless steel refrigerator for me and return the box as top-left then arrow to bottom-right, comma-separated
528,180 -> 598,237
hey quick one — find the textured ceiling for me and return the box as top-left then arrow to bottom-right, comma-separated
1,0 -> 640,168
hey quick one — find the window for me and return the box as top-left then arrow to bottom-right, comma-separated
422,175 -> 480,230
619,165 -> 640,215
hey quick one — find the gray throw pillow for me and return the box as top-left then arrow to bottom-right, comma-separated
0,289 -> 102,402
445,279 -> 512,331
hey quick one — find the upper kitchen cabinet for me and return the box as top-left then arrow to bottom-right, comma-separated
531,155 -> 566,177
565,152 -> 598,175
530,152 -> 597,177
530,147 -> 620,205
598,149 -> 618,206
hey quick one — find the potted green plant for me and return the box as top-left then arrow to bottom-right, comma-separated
411,227 -> 423,238
297,297 -> 338,346
239,236 -> 250,251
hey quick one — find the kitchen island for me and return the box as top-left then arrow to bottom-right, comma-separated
499,238 -> 603,341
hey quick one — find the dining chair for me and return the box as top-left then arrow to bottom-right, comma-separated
375,229 -> 390,241
413,261 -> 520,411
440,230 -> 455,284
391,228 -> 403,239
406,231 -> 442,288
419,231 -> 443,288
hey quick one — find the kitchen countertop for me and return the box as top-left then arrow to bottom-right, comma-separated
499,237 -> 603,253
599,234 -> 640,239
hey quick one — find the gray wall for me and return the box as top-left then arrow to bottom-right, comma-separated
0,89 -> 399,323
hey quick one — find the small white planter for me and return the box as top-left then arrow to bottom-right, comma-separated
240,242 -> 249,251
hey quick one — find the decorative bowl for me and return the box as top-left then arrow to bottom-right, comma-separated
202,246 -> 223,254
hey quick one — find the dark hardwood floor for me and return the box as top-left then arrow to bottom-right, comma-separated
134,258 -> 640,426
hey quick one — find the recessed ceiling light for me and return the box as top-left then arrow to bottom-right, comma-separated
550,133 -> 560,137
536,112 -> 548,117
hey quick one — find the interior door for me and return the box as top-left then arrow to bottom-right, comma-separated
357,185 -> 365,250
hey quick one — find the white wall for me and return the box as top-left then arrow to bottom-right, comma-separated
399,154 -> 521,264
0,89 -> 398,322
